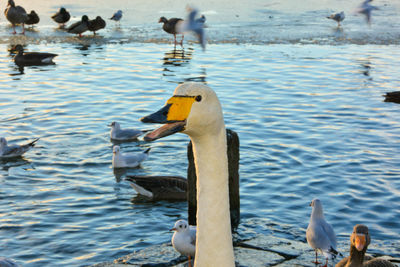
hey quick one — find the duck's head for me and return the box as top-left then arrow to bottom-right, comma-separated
141,82 -> 224,141
60,7 -> 66,13
170,219 -> 189,232
351,224 -> 371,252
82,15 -> 89,22
159,17 -> 167,23
7,0 -> 15,7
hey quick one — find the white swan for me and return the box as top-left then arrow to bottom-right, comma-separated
141,82 -> 235,267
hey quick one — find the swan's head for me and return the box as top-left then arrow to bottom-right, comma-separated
113,145 -> 120,154
170,219 -> 189,232
351,224 -> 370,252
141,82 -> 224,141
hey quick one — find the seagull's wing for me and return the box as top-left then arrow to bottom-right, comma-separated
1,139 -> 38,158
115,129 -> 144,139
123,150 -> 149,166
189,226 -> 197,246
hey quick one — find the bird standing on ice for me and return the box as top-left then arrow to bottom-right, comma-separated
171,220 -> 196,267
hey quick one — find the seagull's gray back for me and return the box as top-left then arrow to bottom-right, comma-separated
114,128 -> 143,140
189,226 -> 196,246
307,218 -> 337,251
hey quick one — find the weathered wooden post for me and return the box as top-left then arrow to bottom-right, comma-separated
187,129 -> 240,229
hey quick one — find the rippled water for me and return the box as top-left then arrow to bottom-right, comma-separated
1,0 -> 400,266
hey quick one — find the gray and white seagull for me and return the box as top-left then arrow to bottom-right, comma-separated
0,137 -> 39,159
306,198 -> 339,267
109,121 -> 149,141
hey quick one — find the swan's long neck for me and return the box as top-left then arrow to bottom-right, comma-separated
191,126 -> 235,267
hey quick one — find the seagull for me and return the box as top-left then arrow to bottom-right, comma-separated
327,11 -> 345,27
109,121 -> 149,141
51,7 -> 70,27
356,0 -> 379,25
125,175 -> 187,200
171,220 -> 196,267
110,10 -> 123,22
13,45 -> 58,66
306,198 -> 339,267
0,137 -> 39,159
112,146 -> 150,168
195,15 -> 206,25
178,8 -> 206,50
4,0 -> 28,34
0,257 -> 19,267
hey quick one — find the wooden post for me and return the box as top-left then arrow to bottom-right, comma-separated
187,129 -> 240,229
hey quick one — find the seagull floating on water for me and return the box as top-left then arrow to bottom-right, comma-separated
110,10 -> 123,22
13,45 -> 58,66
109,121 -> 149,141
51,7 -> 70,27
336,224 -> 397,267
306,198 -> 339,267
356,0 -> 379,25
112,146 -> 150,168
0,137 -> 39,159
4,0 -> 28,34
327,11 -> 345,27
171,219 -> 196,267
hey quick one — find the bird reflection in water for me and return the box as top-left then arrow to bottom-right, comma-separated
163,47 -> 193,68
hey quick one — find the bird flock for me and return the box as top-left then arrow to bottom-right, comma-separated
1,0 -> 396,266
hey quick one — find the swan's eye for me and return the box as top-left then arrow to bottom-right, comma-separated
195,95 -> 202,102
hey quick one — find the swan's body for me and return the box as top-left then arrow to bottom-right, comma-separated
336,224 -> 396,267
171,220 -> 196,267
112,146 -> 150,168
306,198 -> 339,267
125,175 -> 187,200
141,82 -> 235,266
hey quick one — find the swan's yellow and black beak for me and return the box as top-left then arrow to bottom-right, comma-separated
140,95 -> 196,141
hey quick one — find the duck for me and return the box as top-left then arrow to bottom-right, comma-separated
171,220 -> 196,267
336,224 -> 396,267
306,198 -> 339,267
88,16 -> 106,35
110,10 -> 123,22
109,121 -> 149,141
0,137 -> 39,159
51,7 -> 70,27
25,10 -> 40,27
13,45 -> 58,66
112,146 -> 150,168
67,15 -> 89,37
125,175 -> 187,200
4,0 -> 28,34
141,82 -> 235,266
159,16 -> 184,45
327,11 -> 345,27
383,91 -> 400,104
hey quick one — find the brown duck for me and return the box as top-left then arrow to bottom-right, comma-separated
51,7 -> 71,27
25,10 -> 40,27
336,224 -> 397,267
159,16 -> 184,45
4,0 -> 28,34
88,16 -> 106,35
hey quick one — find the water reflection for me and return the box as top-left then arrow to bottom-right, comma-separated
162,48 -> 193,69
0,157 -> 33,172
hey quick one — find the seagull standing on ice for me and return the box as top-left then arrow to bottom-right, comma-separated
110,10 -> 123,23
327,11 -> 345,27
306,198 -> 339,267
171,220 -> 196,267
